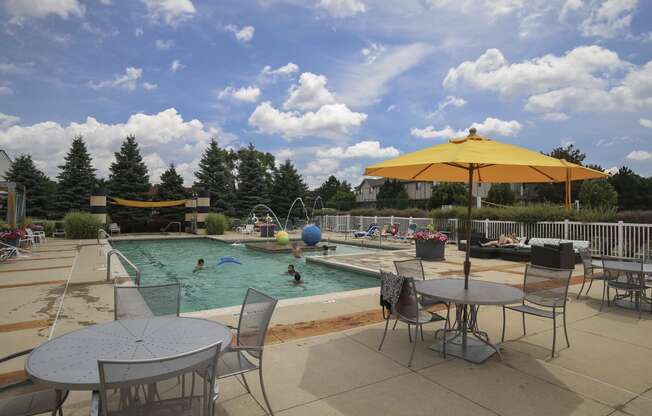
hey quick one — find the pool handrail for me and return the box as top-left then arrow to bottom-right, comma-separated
107,249 -> 141,286
161,221 -> 182,232
97,228 -> 112,244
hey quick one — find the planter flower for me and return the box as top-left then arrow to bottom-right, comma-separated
413,230 -> 448,261
0,229 -> 25,246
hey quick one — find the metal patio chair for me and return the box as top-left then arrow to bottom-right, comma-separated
502,264 -> 573,357
114,283 -> 181,320
394,259 -> 450,328
215,288 -> 277,415
576,248 -> 607,299
378,271 -> 447,367
93,341 -> 222,416
0,349 -> 68,416
602,256 -> 650,319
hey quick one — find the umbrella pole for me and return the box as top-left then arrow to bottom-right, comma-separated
464,166 -> 474,290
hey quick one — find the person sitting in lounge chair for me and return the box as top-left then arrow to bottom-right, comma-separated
481,233 -> 520,247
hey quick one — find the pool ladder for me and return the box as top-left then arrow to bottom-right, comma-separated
161,221 -> 182,232
107,249 -> 142,286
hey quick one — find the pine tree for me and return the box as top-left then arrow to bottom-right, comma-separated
55,136 -> 97,214
194,139 -> 235,214
107,135 -> 150,226
270,159 -> 308,220
6,154 -> 56,218
235,144 -> 268,218
157,164 -> 187,224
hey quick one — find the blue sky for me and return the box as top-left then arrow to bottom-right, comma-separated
1,0 -> 651,187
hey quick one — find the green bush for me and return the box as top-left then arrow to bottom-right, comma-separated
206,213 -> 230,235
348,208 -> 429,218
430,204 -> 617,223
579,179 -> 618,209
0,220 -> 10,231
63,212 -> 103,239
313,208 -> 338,216
617,210 -> 652,224
24,218 -> 58,236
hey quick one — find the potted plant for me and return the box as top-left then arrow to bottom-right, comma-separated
413,225 -> 448,261
0,229 -> 25,247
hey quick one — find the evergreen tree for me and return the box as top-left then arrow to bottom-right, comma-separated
428,182 -> 467,209
6,154 -> 56,218
270,159 -> 308,220
157,164 -> 188,224
314,176 -> 341,203
579,179 -> 618,209
194,139 -> 235,214
235,144 -> 268,217
376,180 -> 408,209
486,184 -> 516,206
55,136 -> 97,214
107,135 -> 151,226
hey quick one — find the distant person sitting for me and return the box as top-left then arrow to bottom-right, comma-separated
193,258 -> 205,273
291,242 -> 303,258
287,264 -> 303,284
481,233 -> 520,247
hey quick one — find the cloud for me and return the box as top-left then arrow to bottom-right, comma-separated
0,108 -> 232,184
318,0 -> 366,18
88,67 -> 145,91
541,112 -> 570,121
284,72 -> 336,111
580,0 -> 638,39
260,62 -> 299,78
304,158 -> 341,175
605,166 -> 619,175
0,85 -> 13,96
0,112 -> 20,128
425,0 -> 526,21
3,0 -> 84,22
386,105 -> 398,112
217,86 -> 261,103
361,43 -> 385,64
170,59 -> 185,73
142,82 -> 158,91
338,43 -> 433,107
640,118 -> 652,128
411,117 -> 522,139
627,150 -> 652,161
428,95 -> 466,118
316,140 -> 399,159
155,39 -> 173,50
142,0 -> 195,26
224,24 -> 255,43
248,102 -> 367,140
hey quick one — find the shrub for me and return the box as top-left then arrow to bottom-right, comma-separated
63,212 -> 103,239
348,208 -> 429,218
617,210 -> 652,224
23,218 -> 57,236
206,213 -> 230,235
313,208 -> 338,216
579,179 -> 618,209
0,220 -> 10,231
431,204 -> 617,223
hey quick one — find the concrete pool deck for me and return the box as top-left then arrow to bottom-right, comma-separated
2,233 -> 652,415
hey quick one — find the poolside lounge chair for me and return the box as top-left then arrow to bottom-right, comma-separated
0,348 -> 69,416
93,341 -> 222,416
0,245 -> 18,262
114,283 -> 181,320
52,222 -> 65,238
18,230 -> 34,249
108,223 -> 120,235
354,223 -> 378,238
238,223 -> 254,234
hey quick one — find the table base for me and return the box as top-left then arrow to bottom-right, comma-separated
429,334 -> 500,364
614,299 -> 652,312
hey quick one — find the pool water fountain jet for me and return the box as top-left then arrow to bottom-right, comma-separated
283,197 -> 311,231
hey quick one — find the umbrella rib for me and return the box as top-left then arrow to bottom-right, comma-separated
410,163 -> 434,180
528,165 -> 556,182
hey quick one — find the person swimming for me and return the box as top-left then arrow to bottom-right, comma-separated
287,264 -> 303,284
193,258 -> 205,273
291,242 -> 303,258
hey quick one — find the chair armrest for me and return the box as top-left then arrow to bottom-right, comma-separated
90,391 -> 100,416
0,348 -> 33,363
226,324 -> 237,330
230,346 -> 263,352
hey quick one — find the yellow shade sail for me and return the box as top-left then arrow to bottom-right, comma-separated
108,197 -> 188,208
364,130 -> 606,183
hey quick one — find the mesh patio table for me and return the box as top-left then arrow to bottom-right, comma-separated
415,278 -> 524,364
600,259 -> 652,312
26,317 -> 232,391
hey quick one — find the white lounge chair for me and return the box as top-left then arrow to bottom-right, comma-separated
109,223 -> 121,235
28,228 -> 46,244
19,230 -> 34,248
238,223 -> 254,234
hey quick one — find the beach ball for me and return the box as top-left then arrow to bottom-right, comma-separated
276,230 -> 290,245
302,224 -> 321,246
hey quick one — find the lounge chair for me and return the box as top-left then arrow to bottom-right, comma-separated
354,223 -> 378,238
0,247 -> 17,262
18,230 -> 34,249
52,222 -> 65,238
108,223 -> 121,235
238,223 -> 254,234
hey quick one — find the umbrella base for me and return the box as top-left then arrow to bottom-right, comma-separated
429,333 -> 500,364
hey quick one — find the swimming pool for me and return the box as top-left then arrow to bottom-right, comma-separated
111,238 -> 379,312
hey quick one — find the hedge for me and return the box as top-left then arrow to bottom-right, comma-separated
63,212 -> 104,239
431,204 -> 618,224
206,213 -> 230,235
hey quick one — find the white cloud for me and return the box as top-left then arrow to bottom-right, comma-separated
3,0 -> 84,22
261,62 -> 299,78
217,86 -> 261,103
224,24 -> 255,43
249,102 -> 367,140
304,158 -> 340,175
316,140 -> 399,159
425,0 -> 526,21
640,118 -> 652,128
135,28 -> 144,36
386,105 -> 398,112
541,112 -> 570,121
142,0 -> 195,26
627,150 -> 652,161
411,117 -> 522,139
560,0 -> 583,21
142,82 -> 158,91
338,43 -> 433,107
361,43 -> 386,64
170,59 -> 185,73
88,67 -> 144,91
0,86 -> 13,96
155,39 -> 173,50
596,135 -> 633,147
284,72 -> 336,111
275,148 -> 295,162
0,113 -> 20,128
0,108 -> 232,184
318,0 -> 366,18
560,138 -> 576,147
429,95 -> 466,118
580,0 -> 638,39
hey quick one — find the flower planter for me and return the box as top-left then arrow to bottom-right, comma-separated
1,239 -> 18,247
415,239 -> 445,261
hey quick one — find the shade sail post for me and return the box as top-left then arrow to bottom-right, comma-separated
464,165 -> 474,290
564,168 -> 571,215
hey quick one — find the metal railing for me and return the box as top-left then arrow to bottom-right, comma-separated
106,249 -> 141,285
97,228 -> 112,244
161,221 -> 182,232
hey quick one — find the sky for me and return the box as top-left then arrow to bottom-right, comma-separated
0,0 -> 651,188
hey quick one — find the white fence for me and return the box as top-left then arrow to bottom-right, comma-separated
316,215 -> 652,259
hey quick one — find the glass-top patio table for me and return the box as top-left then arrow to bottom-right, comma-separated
26,317 -> 232,391
594,258 -> 652,312
415,278 -> 524,364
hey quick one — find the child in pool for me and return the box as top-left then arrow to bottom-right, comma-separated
287,264 -> 303,285
193,258 -> 205,273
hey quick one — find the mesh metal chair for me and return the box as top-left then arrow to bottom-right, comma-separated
394,259 -> 450,327
114,283 -> 181,320
93,341 -> 222,416
602,256 -> 649,319
216,288 -> 277,415
576,248 -> 607,299
0,349 -> 68,416
502,264 -> 573,357
378,271 -> 447,367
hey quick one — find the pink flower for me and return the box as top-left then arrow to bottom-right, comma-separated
413,230 -> 448,242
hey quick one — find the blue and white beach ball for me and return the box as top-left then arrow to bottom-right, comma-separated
302,224 -> 321,246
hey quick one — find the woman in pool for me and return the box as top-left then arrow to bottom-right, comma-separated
286,264 -> 304,285
291,242 -> 303,258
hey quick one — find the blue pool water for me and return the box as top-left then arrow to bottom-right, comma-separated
111,239 -> 380,312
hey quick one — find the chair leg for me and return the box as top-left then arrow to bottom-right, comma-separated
552,313 -> 557,358
501,306 -> 506,342
563,311 -> 570,348
258,367 -> 274,416
522,312 -> 526,336
378,318 -> 390,351
600,280 -> 607,311
408,330 -> 417,368
392,317 -> 399,330
241,373 -> 251,393
445,303 -> 451,329
586,279 -> 595,297
576,277 -> 587,299
407,324 -> 412,343
420,324 -> 424,341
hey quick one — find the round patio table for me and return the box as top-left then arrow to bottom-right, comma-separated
26,317 -> 232,391
415,278 -> 524,364
599,258 -> 652,313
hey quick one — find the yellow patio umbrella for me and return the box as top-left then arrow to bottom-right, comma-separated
364,128 -> 607,288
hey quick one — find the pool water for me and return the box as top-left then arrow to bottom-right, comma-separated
111,239 -> 380,312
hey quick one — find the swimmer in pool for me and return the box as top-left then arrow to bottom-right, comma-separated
193,258 -> 205,273
287,264 -> 303,285
291,242 -> 303,258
